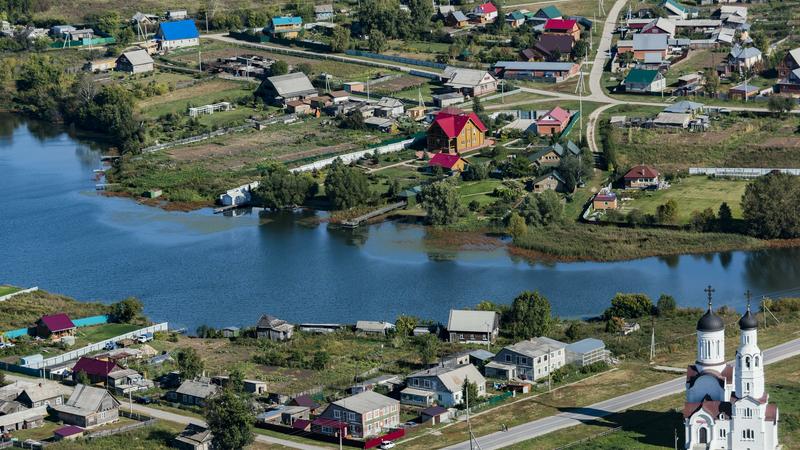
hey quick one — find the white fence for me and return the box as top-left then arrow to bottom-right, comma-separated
24,323 -> 169,369
688,167 -> 800,178
0,287 -> 38,302
290,137 -> 418,172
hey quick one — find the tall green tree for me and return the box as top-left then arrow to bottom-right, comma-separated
271,60 -> 289,76
742,172 -> 800,238
330,26 -> 351,52
407,0 -> 434,35
717,202 -> 733,232
421,180 -> 464,225
461,377 -> 482,406
368,29 -> 388,53
324,158 -> 372,209
508,291 -> 553,339
507,212 -> 528,239
604,293 -> 653,319
395,315 -> 419,336
656,294 -> 677,316
656,199 -> 678,224
254,167 -> 318,209
205,389 -> 255,450
110,297 -> 143,323
415,333 -> 441,366
519,191 -> 563,226
176,348 -> 204,380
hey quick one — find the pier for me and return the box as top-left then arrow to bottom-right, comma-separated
340,201 -> 407,228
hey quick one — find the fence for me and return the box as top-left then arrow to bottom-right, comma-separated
0,361 -> 49,378
290,133 -> 424,172
4,314 -> 108,339
688,167 -> 800,178
49,37 -> 115,48
256,422 -> 404,449
86,418 -> 158,440
0,287 -> 38,302
141,123 -> 255,153
23,322 -> 169,369
452,391 -> 514,417
345,50 -> 447,71
559,110 -> 581,139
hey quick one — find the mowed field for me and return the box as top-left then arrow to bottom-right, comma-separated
618,176 -> 748,224
137,78 -> 254,119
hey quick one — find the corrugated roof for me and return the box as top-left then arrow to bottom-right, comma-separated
0,406 -> 48,428
408,364 -> 486,393
73,357 -> 121,377
444,67 -> 495,88
451,11 -> 468,22
566,338 -> 605,354
633,33 -> 668,51
176,380 -> 219,399
537,5 -> 562,18
624,69 -> 661,85
332,390 -> 397,414
157,20 -> 199,41
272,16 -> 303,26
494,61 -> 577,72
504,337 -> 567,359
431,108 -> 487,139
39,313 -> 75,332
624,165 -> 659,179
120,49 -> 153,66
429,153 -> 466,170
265,72 -> 316,97
447,309 -> 497,333
544,18 -> 577,30
63,384 -> 118,412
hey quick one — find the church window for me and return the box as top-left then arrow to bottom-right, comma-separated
755,356 -> 759,367
745,356 -> 751,369
744,408 -> 753,418
746,382 -> 751,393
720,429 -> 726,438
742,429 -> 754,441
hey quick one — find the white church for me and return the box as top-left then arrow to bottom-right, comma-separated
684,288 -> 780,449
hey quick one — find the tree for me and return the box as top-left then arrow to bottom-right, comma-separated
767,95 -> 795,117
420,180 -> 464,225
656,199 -> 678,224
407,0 -> 434,36
742,172 -> 800,238
396,315 -> 418,336
604,293 -> 654,319
461,377 -> 482,406
689,207 -> 716,232
558,154 -> 589,193
228,366 -> 245,392
205,389 -> 255,450
415,334 -> 441,366
462,163 -> 488,181
271,60 -> 289,76
330,26 -> 351,52
340,110 -> 367,130
656,294 -> 677,316
717,202 -> 733,232
605,316 -> 624,333
571,40 -> 589,61
519,191 -> 564,227
176,347 -> 204,380
254,166 -> 318,209
368,29 -> 388,53
387,179 -> 401,199
704,68 -> 720,96
503,156 -> 533,178
508,291 -> 553,340
324,158 -> 372,209
110,297 -> 143,323
507,212 -> 528,239
472,96 -> 484,113
565,322 -> 585,341
76,371 -> 91,386
751,31 -> 769,56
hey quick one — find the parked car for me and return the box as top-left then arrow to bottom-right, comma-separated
136,333 -> 153,343
380,441 -> 396,449
135,396 -> 153,404
104,341 -> 116,350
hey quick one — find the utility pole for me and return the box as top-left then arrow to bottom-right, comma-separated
575,51 -> 586,143
650,319 -> 656,362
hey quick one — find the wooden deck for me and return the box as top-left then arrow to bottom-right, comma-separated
341,201 -> 407,228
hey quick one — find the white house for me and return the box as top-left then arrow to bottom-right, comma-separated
489,337 -> 567,381
154,20 -> 199,51
219,181 -> 260,206
401,364 -> 486,407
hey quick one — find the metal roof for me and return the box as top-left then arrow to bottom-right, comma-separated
664,100 -> 704,113
444,67 -> 495,88
503,337 -> 567,358
120,49 -> 153,66
633,33 -> 668,51
62,384 -> 118,412
447,309 -> 498,333
332,390 -> 397,414
408,364 -> 486,393
494,61 -> 576,71
176,380 -> 219,399
157,20 -> 199,41
0,406 -> 48,428
265,72 -> 316,97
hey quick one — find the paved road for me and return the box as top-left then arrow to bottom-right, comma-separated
443,337 -> 800,450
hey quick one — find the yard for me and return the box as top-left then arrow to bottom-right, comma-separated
604,108 -> 800,172
137,78 -> 254,120
0,290 -> 109,331
617,176 -> 748,224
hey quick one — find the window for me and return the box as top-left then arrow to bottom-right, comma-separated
742,429 -> 755,441
744,408 -> 753,418
423,380 -> 432,388
366,412 -> 372,421
745,382 -> 751,393
720,429 -> 726,438
334,410 -> 341,419
412,379 -> 419,387
348,412 -> 356,421
745,356 -> 751,369
505,354 -> 511,362
755,356 -> 760,367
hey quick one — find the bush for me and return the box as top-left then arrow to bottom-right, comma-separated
604,293 -> 654,319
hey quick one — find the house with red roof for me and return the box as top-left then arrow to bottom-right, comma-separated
472,2 -> 498,23
428,153 -> 468,173
535,106 -> 573,136
427,107 -> 488,154
623,165 -> 660,189
71,357 -> 123,385
36,313 -> 76,340
543,18 -> 581,42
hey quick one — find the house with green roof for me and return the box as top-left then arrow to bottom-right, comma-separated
506,10 -> 527,27
622,69 -> 666,94
534,5 -> 562,20
662,0 -> 698,19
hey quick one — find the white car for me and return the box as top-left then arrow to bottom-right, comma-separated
380,441 -> 396,449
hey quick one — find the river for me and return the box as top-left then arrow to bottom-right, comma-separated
2,115 -> 800,331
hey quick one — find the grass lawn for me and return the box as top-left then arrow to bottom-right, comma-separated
0,290 -> 109,331
0,285 -> 22,297
137,79 -> 253,120
511,353 -> 800,449
505,0 -> 607,20
617,176 -> 748,224
73,323 -> 144,346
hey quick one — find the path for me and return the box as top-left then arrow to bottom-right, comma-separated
443,337 -> 800,450
204,34 -> 442,79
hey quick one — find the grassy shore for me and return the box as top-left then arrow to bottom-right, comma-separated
509,223 -> 766,262
0,290 -> 110,331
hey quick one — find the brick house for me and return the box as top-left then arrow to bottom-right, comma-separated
623,165 -> 660,189
536,106 -> 573,136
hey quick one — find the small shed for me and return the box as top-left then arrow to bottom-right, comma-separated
222,327 -> 240,338
421,405 -> 451,425
53,425 -> 85,441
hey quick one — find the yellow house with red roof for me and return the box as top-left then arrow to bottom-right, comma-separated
427,107 -> 488,154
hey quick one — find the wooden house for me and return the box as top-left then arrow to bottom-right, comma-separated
543,18 -> 581,42
428,153 -> 468,173
52,384 -> 121,429
426,107 -> 487,154
36,313 -> 76,340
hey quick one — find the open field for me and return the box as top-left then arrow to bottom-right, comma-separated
506,0 -> 606,20
618,176 -> 748,224
0,285 -> 22,297
512,353 -> 800,449
138,78 -> 253,120
604,108 -> 800,172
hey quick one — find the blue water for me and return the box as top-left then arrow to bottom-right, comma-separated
2,115 -> 799,331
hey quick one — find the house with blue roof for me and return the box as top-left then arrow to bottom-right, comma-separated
155,19 -> 199,51
268,16 -> 303,38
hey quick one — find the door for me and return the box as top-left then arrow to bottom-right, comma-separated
699,427 -> 708,444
